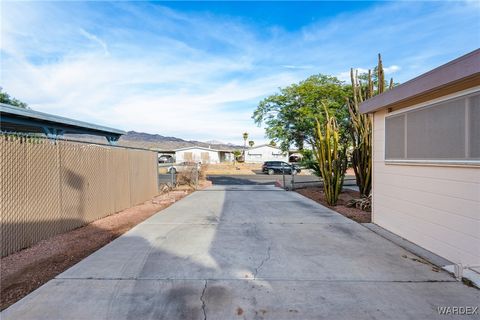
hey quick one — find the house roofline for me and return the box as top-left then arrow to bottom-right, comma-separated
360,49 -> 480,114
247,144 -> 282,151
174,145 -> 220,152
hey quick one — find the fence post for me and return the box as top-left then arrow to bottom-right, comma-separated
291,167 -> 295,191
195,163 -> 199,190
157,152 -> 160,192
282,162 -> 287,191
170,166 -> 176,188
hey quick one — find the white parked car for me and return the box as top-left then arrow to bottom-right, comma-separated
158,154 -> 175,163
167,162 -> 200,174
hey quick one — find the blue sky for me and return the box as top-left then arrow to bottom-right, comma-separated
1,1 -> 479,144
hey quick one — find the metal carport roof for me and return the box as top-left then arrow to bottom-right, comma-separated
0,103 -> 125,144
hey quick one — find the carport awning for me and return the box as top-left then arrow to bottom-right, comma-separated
0,103 -> 125,144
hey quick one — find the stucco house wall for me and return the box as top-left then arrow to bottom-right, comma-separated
362,50 -> 480,268
371,88 -> 480,266
244,145 -> 288,163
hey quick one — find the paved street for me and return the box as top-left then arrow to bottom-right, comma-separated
3,185 -> 478,319
207,173 -> 319,185
159,173 -> 357,188
158,173 -> 317,186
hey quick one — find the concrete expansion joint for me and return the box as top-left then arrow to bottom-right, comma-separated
254,246 -> 272,280
56,277 -> 458,283
200,280 -> 208,320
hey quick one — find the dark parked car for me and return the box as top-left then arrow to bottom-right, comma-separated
262,161 -> 301,175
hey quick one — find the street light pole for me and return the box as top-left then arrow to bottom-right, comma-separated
242,132 -> 248,161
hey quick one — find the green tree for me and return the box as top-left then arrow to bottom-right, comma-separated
0,88 -> 28,109
248,140 -> 254,147
233,150 -> 242,159
300,149 -> 321,177
252,75 -> 349,152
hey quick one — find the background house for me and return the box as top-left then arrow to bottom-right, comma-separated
244,144 -> 288,163
360,49 -> 480,268
174,146 -> 233,164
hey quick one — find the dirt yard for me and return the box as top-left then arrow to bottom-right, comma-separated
0,181 -> 211,311
205,162 -> 319,175
205,162 -> 262,175
296,187 -> 371,223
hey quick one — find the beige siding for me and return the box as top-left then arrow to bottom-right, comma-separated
175,148 -> 220,164
373,108 -> 480,266
244,145 -> 288,163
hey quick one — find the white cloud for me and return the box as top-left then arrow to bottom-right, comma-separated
0,2 -> 305,144
384,65 -> 401,74
79,28 -> 109,56
1,1 -> 478,144
336,68 -> 368,83
336,65 -> 401,82
281,65 -> 314,70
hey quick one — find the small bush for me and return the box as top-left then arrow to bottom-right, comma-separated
176,166 -> 196,187
346,194 -> 372,212
198,164 -> 208,181
175,164 -> 208,188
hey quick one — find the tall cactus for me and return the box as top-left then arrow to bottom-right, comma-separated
348,54 -> 393,197
312,103 -> 347,206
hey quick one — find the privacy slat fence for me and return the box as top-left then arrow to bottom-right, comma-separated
0,134 -> 158,257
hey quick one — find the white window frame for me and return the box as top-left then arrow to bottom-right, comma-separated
384,86 -> 480,167
248,154 -> 262,158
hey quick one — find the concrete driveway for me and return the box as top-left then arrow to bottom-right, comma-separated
3,185 -> 478,319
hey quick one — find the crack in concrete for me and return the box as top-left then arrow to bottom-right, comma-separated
254,246 -> 271,280
200,280 -> 208,320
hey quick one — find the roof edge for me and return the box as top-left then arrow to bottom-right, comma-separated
247,144 -> 282,150
174,146 -> 221,152
360,49 -> 480,114
0,103 -> 125,135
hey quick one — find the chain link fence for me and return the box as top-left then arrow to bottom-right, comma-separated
0,133 -> 158,257
158,162 -> 206,192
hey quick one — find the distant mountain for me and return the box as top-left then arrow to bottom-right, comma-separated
118,131 -> 242,150
122,131 -> 185,143
65,131 -> 243,150
205,139 -> 225,145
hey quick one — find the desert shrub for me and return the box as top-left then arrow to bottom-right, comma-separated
176,166 -> 196,187
346,194 -> 372,212
300,149 -> 321,177
176,164 -> 207,188
198,164 -> 208,181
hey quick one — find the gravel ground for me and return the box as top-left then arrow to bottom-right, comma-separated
296,187 -> 371,223
205,163 -> 261,175
0,181 -> 211,311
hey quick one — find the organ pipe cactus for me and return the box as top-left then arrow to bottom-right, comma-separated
348,54 -> 394,197
312,103 -> 347,206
